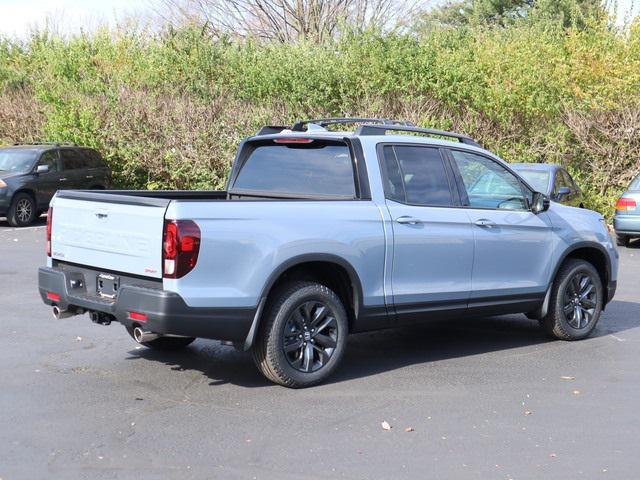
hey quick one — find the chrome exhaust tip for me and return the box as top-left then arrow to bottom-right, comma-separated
133,327 -> 161,343
52,305 -> 78,320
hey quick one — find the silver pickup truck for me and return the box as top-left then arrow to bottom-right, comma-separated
38,118 -> 618,388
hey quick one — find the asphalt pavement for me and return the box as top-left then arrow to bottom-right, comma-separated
1,217 -> 639,480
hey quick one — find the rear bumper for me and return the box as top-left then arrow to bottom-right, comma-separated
38,266 -> 256,342
614,215 -> 640,236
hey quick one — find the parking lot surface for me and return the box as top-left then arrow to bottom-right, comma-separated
1,218 -> 639,479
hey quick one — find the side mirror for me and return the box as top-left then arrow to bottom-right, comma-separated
531,192 -> 550,214
556,186 -> 571,199
36,165 -> 49,174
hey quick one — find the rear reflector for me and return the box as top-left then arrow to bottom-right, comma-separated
273,138 -> 314,144
616,197 -> 637,211
46,207 -> 53,256
129,311 -> 147,322
47,292 -> 61,302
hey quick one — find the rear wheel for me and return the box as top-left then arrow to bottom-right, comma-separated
252,281 -> 348,388
126,326 -> 195,350
540,259 -> 603,340
7,193 -> 36,227
616,234 -> 630,247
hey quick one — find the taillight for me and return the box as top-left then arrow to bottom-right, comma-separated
46,207 -> 53,256
616,197 -> 637,212
162,220 -> 201,278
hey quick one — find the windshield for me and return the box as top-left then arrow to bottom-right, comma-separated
0,149 -> 38,173
514,169 -> 550,194
629,175 -> 640,191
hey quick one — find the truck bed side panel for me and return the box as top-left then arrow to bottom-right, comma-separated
164,200 -> 386,311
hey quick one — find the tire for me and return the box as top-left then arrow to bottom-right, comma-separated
7,193 -> 36,227
616,234 -> 630,247
252,281 -> 348,388
126,326 -> 195,351
540,259 -> 603,340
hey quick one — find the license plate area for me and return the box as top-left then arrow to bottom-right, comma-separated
97,273 -> 120,299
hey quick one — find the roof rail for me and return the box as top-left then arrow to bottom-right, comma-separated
355,124 -> 481,147
291,117 -> 415,132
12,141 -> 76,147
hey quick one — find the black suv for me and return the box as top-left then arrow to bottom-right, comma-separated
0,143 -> 111,226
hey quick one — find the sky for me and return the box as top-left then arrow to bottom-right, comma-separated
0,0 -> 150,37
0,0 -> 638,38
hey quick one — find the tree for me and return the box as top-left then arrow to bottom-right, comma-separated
419,0 -> 606,28
158,0 -> 419,42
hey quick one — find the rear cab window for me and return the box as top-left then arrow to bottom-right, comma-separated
231,138 -> 356,198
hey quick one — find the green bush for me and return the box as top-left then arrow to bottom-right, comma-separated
0,18 -> 638,219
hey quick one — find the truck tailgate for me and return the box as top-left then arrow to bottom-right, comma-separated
51,191 -> 170,279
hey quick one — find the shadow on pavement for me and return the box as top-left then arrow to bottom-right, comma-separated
123,300 -> 640,388
0,214 -> 47,229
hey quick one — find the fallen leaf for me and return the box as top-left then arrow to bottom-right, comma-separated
560,376 -> 576,380
549,453 -> 557,458
381,421 -> 391,431
524,411 -> 532,416
75,336 -> 82,342
404,427 -> 414,432
573,390 -> 581,395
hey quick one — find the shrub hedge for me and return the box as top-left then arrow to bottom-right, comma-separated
0,19 -> 639,218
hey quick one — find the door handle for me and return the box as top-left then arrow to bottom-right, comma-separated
86,175 -> 94,179
59,177 -> 67,182
396,216 -> 421,225
474,219 -> 496,228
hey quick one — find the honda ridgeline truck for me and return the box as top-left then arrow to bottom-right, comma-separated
38,118 -> 619,388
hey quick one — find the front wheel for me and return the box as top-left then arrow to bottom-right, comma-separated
7,193 -> 36,227
540,259 -> 603,340
252,281 -> 348,388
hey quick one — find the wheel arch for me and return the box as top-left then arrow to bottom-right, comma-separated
243,254 -> 364,350
12,188 -> 37,202
552,242 -> 611,304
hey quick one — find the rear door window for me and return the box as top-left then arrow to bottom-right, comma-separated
381,145 -> 454,206
233,140 -> 355,197
82,149 -> 104,168
60,149 -> 88,170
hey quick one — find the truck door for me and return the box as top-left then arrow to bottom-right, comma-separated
446,148 -> 552,310
380,144 -> 474,324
